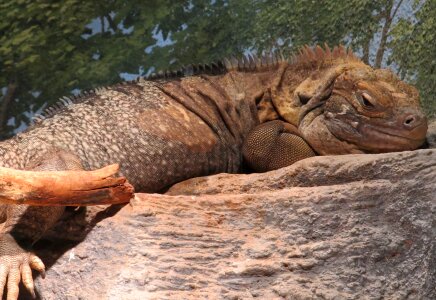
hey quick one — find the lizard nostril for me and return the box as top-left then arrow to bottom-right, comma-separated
403,114 -> 420,129
404,116 -> 415,125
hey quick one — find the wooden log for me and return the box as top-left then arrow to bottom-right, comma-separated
0,164 -> 134,206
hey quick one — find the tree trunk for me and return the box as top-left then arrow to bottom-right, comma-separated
0,82 -> 17,140
362,38 -> 371,65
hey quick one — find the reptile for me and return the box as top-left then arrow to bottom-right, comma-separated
0,45 -> 428,299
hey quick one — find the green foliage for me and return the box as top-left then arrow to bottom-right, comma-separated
0,0 -> 93,137
0,0 -> 434,138
389,0 -> 436,117
0,0 -> 180,138
145,0 -> 256,69
253,0 -> 384,51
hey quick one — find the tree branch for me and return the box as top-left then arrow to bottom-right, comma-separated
374,0 -> 404,68
391,0 -> 405,21
0,164 -> 134,206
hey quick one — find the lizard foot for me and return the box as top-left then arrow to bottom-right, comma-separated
0,234 -> 45,300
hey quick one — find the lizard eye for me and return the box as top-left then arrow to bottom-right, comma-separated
357,92 -> 375,108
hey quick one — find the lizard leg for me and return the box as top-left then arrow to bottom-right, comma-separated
0,148 -> 84,300
242,120 -> 316,172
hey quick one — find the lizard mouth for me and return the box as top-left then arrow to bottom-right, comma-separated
366,124 -> 426,142
325,113 -> 427,152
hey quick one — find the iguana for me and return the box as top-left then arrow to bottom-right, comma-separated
0,45 -> 427,299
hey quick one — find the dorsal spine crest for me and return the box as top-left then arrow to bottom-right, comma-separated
34,45 -> 357,125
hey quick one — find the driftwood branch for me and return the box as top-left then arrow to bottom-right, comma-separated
0,164 -> 134,206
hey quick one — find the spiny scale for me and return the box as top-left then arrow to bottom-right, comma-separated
146,50 -> 287,80
35,45 -> 357,125
34,89 -> 98,124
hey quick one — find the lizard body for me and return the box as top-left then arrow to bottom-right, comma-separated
0,45 -> 427,298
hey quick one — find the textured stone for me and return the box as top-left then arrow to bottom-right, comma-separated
29,145 -> 436,300
427,119 -> 436,148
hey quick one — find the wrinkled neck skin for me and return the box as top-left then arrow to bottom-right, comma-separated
162,66 -> 289,145
299,108 -> 366,154
210,66 -> 291,129
213,65 -> 311,144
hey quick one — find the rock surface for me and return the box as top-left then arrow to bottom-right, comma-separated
427,119 -> 436,148
30,147 -> 436,300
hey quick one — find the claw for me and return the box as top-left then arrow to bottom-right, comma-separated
0,265 -> 7,300
7,266 -> 20,300
29,254 -> 45,277
29,254 -> 45,270
0,234 -> 46,300
22,264 -> 36,298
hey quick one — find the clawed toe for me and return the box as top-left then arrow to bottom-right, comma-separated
0,235 -> 45,300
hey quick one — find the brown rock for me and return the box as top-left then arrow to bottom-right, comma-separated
31,147 -> 435,300
427,119 -> 436,148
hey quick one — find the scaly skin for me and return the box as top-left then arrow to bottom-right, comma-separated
0,45 -> 428,299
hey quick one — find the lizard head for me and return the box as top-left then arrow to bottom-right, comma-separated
273,45 -> 428,154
